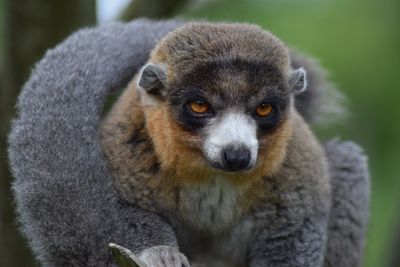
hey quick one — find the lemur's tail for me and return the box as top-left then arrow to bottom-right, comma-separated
290,50 -> 346,125
8,19 -> 184,266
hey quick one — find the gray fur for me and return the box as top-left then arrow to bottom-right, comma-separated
289,67 -> 307,93
139,246 -> 190,267
138,63 -> 167,96
7,19 -> 369,267
8,19 -> 184,266
323,140 -> 370,267
247,139 -> 370,267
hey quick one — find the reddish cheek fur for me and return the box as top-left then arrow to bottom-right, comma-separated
257,118 -> 293,176
144,105 -> 213,184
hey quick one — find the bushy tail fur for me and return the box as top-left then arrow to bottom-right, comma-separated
8,19 -> 184,266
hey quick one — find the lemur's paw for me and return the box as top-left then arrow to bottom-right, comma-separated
139,246 -> 190,267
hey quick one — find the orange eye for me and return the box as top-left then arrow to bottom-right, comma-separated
189,100 -> 210,114
256,103 -> 273,117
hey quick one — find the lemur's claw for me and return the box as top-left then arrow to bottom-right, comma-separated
139,245 -> 190,267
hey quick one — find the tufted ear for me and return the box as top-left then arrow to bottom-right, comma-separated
289,67 -> 307,94
137,63 -> 167,97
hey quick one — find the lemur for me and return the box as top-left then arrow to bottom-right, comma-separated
100,22 -> 350,267
8,19 -> 369,267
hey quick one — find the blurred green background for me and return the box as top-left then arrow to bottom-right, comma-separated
0,0 -> 399,266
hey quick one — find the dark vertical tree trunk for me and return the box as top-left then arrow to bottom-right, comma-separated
389,218 -> 400,267
0,1 -> 95,266
120,0 -> 188,21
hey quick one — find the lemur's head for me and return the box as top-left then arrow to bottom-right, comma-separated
136,23 -> 307,182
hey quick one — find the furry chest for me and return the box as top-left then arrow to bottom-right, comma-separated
177,177 -> 241,232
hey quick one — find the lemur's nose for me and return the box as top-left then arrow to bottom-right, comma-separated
221,146 -> 251,172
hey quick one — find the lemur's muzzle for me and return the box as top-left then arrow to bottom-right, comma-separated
221,145 -> 252,172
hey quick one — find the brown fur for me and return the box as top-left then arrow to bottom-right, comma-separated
152,22 -> 290,78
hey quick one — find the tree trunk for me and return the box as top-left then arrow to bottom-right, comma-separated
389,218 -> 400,267
0,0 -> 95,266
120,0 -> 188,21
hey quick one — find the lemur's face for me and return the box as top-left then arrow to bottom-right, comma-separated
167,59 -> 291,172
137,60 -> 306,174
136,23 -> 306,177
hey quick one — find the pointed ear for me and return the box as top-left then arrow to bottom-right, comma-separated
137,63 -> 167,97
288,67 -> 307,94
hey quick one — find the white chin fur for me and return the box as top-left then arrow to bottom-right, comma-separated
203,112 -> 258,167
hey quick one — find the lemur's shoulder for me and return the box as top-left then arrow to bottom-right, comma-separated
100,82 -> 167,211
278,112 -> 330,199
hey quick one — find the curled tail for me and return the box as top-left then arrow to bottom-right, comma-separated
290,50 -> 346,125
8,19 -> 184,266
